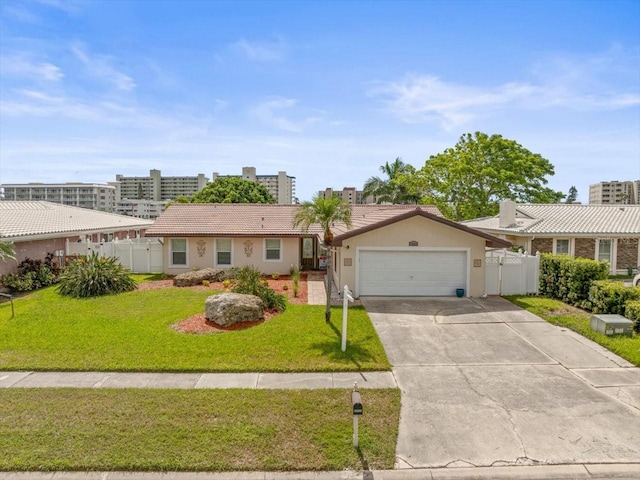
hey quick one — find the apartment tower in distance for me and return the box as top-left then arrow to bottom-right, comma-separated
114,169 -> 208,202
0,182 -> 117,212
318,187 -> 375,204
212,167 -> 296,204
589,180 -> 640,205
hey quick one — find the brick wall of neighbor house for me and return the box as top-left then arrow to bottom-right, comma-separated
532,238 -> 552,254
617,238 -> 640,270
575,238 -> 596,259
0,238 -> 66,276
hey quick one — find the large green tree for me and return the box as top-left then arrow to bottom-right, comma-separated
189,177 -> 276,204
362,157 -> 420,204
293,196 -> 352,323
413,132 -> 564,220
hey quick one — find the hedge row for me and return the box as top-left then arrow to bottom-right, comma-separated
539,254 -> 609,309
589,280 -> 640,315
625,301 -> 640,334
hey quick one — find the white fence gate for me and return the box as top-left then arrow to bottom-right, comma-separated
485,249 -> 539,296
66,238 -> 164,273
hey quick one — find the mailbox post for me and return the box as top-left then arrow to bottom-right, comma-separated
351,382 -> 363,447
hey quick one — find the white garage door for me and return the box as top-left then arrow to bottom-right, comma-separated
358,249 -> 467,296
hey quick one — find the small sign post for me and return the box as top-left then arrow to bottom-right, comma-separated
341,285 -> 354,352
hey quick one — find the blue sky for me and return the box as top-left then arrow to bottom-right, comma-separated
1,0 -> 639,203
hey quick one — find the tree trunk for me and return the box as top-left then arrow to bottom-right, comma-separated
324,248 -> 332,322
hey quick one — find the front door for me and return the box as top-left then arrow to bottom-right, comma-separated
300,237 -> 316,270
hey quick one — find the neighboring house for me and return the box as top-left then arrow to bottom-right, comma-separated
463,201 -> 640,274
144,203 -> 510,298
0,201 -> 153,276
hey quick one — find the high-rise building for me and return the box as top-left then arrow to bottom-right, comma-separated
589,180 -> 639,205
318,187 -> 375,204
212,167 -> 296,204
0,183 -> 117,212
114,169 -> 208,201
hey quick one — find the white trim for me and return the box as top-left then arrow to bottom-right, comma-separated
553,238 -> 571,256
355,246 -> 470,297
595,238 -> 616,273
169,238 -> 188,267
215,238 -> 234,267
263,238 -> 282,262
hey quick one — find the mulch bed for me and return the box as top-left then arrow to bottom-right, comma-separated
137,274 -> 309,334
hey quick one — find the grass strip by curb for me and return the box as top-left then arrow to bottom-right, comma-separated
505,295 -> 640,366
0,388 -> 400,471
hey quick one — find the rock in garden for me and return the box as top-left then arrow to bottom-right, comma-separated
205,293 -> 264,327
173,268 -> 225,287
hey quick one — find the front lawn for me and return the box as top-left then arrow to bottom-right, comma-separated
0,282 -> 390,372
0,388 -> 400,471
506,295 -> 640,366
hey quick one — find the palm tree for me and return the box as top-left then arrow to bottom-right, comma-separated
363,157 -> 420,204
293,195 -> 352,322
0,235 -> 16,262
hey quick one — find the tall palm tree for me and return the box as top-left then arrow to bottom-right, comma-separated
293,195 -> 352,322
363,157 -> 419,204
0,236 -> 16,262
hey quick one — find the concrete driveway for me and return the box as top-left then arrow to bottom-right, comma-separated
362,296 -> 640,469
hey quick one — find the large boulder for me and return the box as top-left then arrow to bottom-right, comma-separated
174,268 -> 225,287
205,293 -> 264,327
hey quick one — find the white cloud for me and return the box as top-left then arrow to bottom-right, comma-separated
70,43 -> 136,91
370,48 -> 640,130
251,98 -> 303,132
1,52 -> 63,81
232,37 -> 287,62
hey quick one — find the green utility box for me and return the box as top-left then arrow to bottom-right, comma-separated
590,314 -> 634,336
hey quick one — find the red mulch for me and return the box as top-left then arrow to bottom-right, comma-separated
138,274 -> 308,334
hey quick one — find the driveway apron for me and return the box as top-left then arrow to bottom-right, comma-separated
361,296 -> 640,469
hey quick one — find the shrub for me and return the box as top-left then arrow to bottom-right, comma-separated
57,253 -> 137,298
202,280 -> 210,287
625,301 -> 640,334
271,272 -> 280,280
1,253 -> 60,292
222,279 -> 232,288
282,284 -> 289,290
589,280 -> 640,315
290,265 -> 301,298
539,254 -> 609,309
232,265 -> 287,311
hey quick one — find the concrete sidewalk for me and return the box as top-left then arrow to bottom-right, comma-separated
1,463 -> 639,479
0,370 -> 397,389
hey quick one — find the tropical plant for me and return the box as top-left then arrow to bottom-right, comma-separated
232,265 -> 287,311
1,253 -> 60,292
362,157 -> 420,204
0,236 -> 16,262
57,253 -> 137,298
293,196 -> 352,322
290,265 -> 301,298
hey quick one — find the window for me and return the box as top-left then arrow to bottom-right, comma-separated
264,238 -> 281,261
598,239 -> 612,263
216,238 -> 232,266
171,239 -> 187,266
555,239 -> 570,255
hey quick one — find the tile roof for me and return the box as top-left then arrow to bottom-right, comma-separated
144,203 -> 443,238
463,204 -> 640,235
0,201 -> 154,240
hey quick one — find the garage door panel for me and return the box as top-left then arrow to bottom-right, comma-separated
359,250 -> 467,296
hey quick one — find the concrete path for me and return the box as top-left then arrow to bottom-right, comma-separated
0,370 -> 396,389
361,296 -> 640,470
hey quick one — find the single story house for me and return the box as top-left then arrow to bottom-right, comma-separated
463,201 -> 640,274
0,201 -> 153,276
144,203 -> 510,298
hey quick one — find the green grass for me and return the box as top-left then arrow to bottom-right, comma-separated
0,388 -> 400,471
505,295 -> 640,366
0,279 -> 390,372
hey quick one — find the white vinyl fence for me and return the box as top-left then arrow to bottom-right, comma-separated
485,249 -> 540,296
66,238 -> 164,273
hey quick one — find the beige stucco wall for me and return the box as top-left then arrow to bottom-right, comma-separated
336,216 -> 488,297
163,236 -> 300,276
